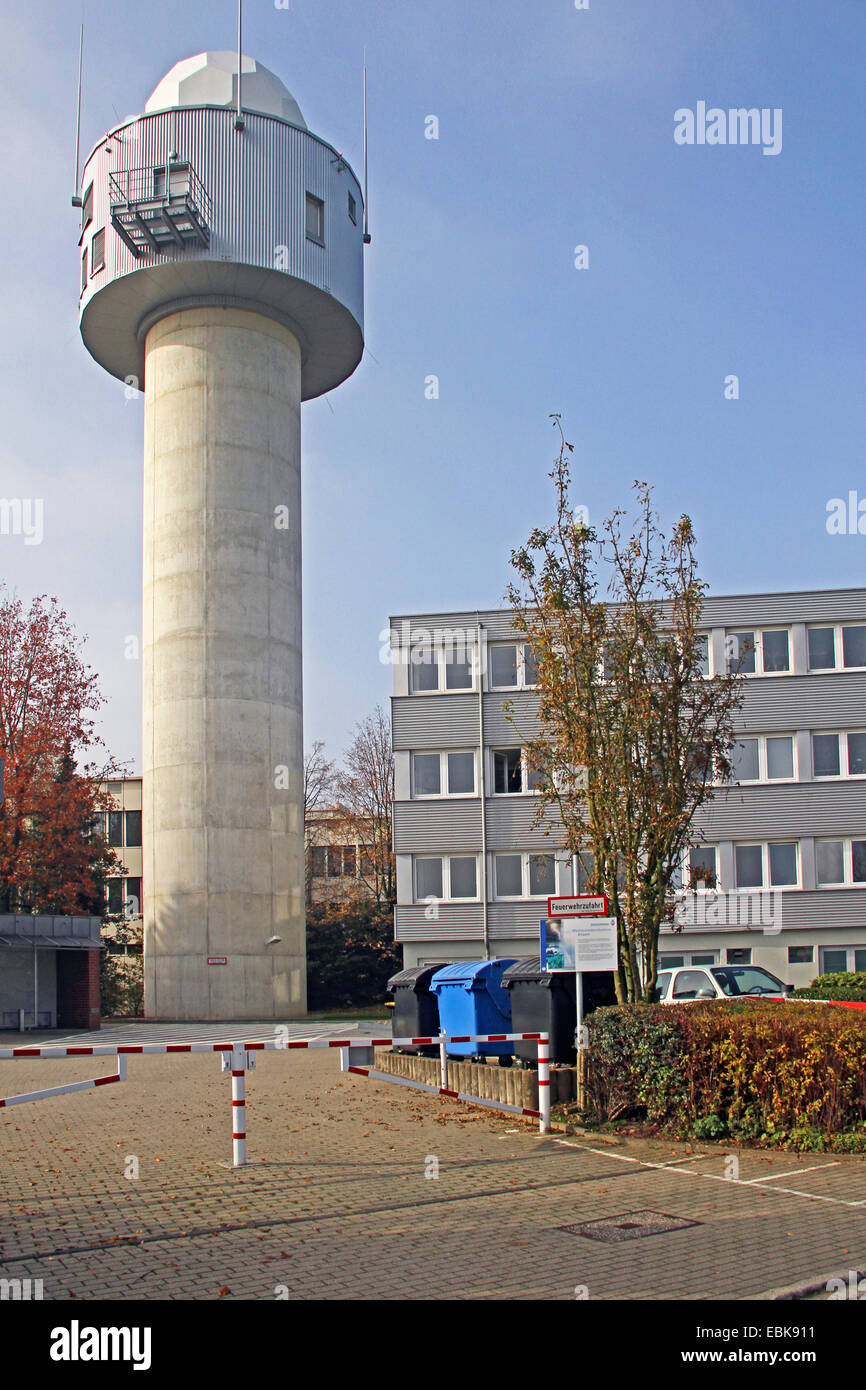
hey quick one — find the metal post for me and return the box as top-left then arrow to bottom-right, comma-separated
537,1034 -> 550,1134
439,1033 -> 448,1090
574,969 -> 584,1052
230,1042 -> 246,1167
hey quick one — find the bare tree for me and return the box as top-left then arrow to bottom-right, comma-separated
335,706 -> 396,907
303,740 -> 336,906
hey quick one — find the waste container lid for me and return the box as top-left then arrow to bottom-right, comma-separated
387,965 -> 441,992
430,959 -> 518,991
502,957 -> 555,988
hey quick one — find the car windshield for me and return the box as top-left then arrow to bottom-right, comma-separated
710,966 -> 784,996
651,972 -> 672,1002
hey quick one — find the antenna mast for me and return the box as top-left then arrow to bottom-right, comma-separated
71,24 -> 84,206
362,58 -> 371,244
234,0 -> 245,130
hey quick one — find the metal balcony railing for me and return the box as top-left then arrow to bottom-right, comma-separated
108,161 -> 212,257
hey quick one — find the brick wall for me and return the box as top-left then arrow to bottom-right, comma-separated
57,951 -> 101,1031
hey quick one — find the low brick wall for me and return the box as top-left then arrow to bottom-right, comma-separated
374,1049 -> 576,1108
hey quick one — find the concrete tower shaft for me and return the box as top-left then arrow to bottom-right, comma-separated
143,307 -> 304,1019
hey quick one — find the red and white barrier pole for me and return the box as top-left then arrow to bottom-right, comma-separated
537,1033 -> 551,1134
230,1043 -> 246,1168
439,1033 -> 448,1090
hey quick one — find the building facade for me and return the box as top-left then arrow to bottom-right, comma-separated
390,588 -> 866,990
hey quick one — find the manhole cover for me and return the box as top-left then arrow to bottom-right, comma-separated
558,1209 -> 701,1243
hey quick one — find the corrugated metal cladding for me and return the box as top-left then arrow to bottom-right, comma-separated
674,890 -> 866,931
390,590 -> 865,641
393,800 -> 483,851
484,799 -> 562,849
695,783 -> 866,839
738,674 -> 866,730
392,695 -> 477,748
80,108 -> 363,326
394,904 -> 548,943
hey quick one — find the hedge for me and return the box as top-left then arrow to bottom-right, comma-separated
791,970 -> 866,1003
305,900 -> 401,1010
585,1000 -> 866,1150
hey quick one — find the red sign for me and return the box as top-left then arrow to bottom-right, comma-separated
547,894 -> 609,918
207,956 -> 228,966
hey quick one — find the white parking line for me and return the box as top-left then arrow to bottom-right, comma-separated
552,1139 -> 866,1209
749,1162 -> 842,1183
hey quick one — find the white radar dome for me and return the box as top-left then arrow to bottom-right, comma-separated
144,50 -> 307,127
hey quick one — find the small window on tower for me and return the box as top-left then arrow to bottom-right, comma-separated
81,246 -> 88,293
348,191 -> 357,225
91,229 -> 106,273
153,166 -> 167,198
305,192 -> 325,245
81,183 -> 93,236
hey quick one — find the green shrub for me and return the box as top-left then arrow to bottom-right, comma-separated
792,987 -> 866,1003
305,899 -> 401,1010
100,952 -> 143,1017
585,1001 -> 866,1148
808,970 -> 866,992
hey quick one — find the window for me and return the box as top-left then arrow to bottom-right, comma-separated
686,846 -> 718,890
305,192 -> 325,244
734,841 -> 799,889
348,191 -> 357,224
488,643 -> 537,690
658,953 -> 720,969
447,751 -> 475,795
816,838 -> 866,887
124,810 -> 142,847
411,751 -> 475,796
843,626 -> 866,668
727,628 -> 790,675
528,854 -> 556,896
806,623 -> 866,671
812,731 -> 866,778
813,733 -> 840,777
108,810 -> 123,847
672,969 -> 715,1000
726,948 -> 752,965
412,753 -> 441,797
820,946 -> 866,975
730,734 -> 794,783
310,845 -> 326,877
695,634 -> 711,677
124,877 -> 141,917
807,626 -> 836,670
414,855 -> 478,901
409,645 -> 475,693
493,748 -> 522,795
106,878 -> 124,915
493,852 -> 564,899
153,166 -> 167,198
91,228 -> 105,273
89,811 -> 105,840
81,246 -> 88,293
788,945 -> 813,965
81,183 -> 93,235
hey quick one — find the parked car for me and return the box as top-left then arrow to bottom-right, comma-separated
652,964 -> 792,1004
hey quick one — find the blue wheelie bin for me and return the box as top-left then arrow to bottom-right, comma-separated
429,959 -> 518,1058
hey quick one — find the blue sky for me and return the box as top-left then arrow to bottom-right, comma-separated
1,0 -> 864,771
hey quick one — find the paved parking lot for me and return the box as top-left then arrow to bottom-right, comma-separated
1,1022 -> 865,1301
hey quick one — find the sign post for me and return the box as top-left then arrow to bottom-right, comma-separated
540,895 -> 617,1054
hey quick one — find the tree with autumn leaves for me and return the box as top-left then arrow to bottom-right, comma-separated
0,589 -> 121,916
507,421 -> 745,1004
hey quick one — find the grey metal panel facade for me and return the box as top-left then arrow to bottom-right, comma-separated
672,890 -> 866,932
484,798 -> 563,850
393,800 -> 483,851
737,674 -> 866,731
695,782 -> 866,838
392,694 -> 478,748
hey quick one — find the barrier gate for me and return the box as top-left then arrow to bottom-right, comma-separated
0,1031 -> 551,1167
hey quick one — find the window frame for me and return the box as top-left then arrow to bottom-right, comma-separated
806,623 -> 866,672
726,626 -> 792,677
733,840 -> 800,891
487,642 -> 538,691
489,746 -> 540,796
413,853 -> 480,902
815,837 -> 866,888
730,733 -> 796,784
410,749 -> 476,798
492,851 -> 562,901
305,191 -> 325,246
409,646 -> 476,694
